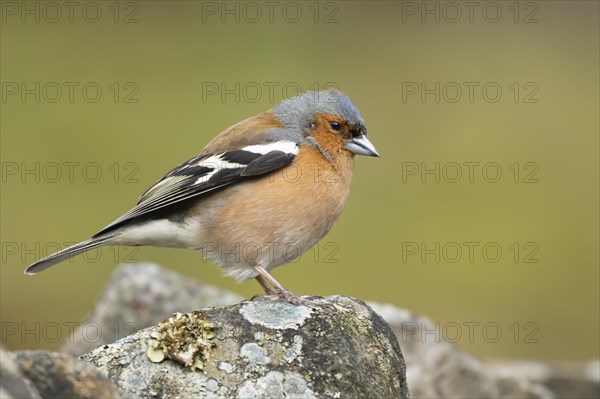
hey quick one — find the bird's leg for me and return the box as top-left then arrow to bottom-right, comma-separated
253,265 -> 288,294
252,266 -> 333,308
252,265 -> 311,305
254,275 -> 277,295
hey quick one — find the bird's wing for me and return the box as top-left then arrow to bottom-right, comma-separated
93,141 -> 299,237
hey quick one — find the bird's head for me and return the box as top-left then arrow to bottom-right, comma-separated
272,90 -> 379,159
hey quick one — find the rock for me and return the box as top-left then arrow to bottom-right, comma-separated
11,350 -> 120,398
62,263 -> 243,356
490,359 -> 600,399
0,345 -> 41,399
368,302 -> 600,399
0,264 -> 600,399
82,295 -> 409,399
367,303 -> 508,398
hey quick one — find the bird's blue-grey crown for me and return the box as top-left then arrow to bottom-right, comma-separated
272,90 -> 366,132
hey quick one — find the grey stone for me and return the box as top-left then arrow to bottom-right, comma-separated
11,350 -> 120,398
490,359 -> 600,399
82,296 -> 409,399
368,302 -> 599,399
62,262 -> 243,356
0,345 -> 41,399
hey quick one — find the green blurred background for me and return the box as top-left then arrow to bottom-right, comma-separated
1,1 -> 598,361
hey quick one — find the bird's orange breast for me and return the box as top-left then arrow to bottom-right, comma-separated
191,144 -> 354,273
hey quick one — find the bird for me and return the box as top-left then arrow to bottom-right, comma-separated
25,90 -> 379,304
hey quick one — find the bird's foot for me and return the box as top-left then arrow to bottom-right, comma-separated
251,292 -> 334,309
251,266 -> 333,308
254,275 -> 278,295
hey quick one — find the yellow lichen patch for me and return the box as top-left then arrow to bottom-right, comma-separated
147,311 -> 216,371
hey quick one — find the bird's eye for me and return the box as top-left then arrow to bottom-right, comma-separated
329,121 -> 342,132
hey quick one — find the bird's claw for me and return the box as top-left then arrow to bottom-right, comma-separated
251,293 -> 334,309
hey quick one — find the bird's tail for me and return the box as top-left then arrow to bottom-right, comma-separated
25,237 -> 111,275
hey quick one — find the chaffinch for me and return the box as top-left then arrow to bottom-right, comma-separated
25,90 -> 379,304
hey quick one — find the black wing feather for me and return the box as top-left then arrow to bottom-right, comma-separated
241,151 -> 295,177
93,148 -> 296,237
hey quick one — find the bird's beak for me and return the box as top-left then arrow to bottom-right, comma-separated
344,134 -> 380,157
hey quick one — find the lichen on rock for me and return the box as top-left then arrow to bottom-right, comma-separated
82,295 -> 410,398
146,310 -> 216,371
